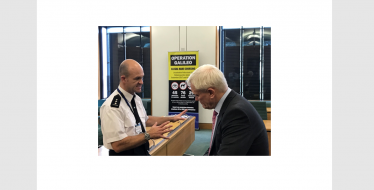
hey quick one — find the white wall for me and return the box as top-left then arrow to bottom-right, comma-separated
151,26 -> 216,123
151,26 -> 180,117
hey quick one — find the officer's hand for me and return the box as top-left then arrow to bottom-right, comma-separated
147,121 -> 173,139
171,109 -> 188,122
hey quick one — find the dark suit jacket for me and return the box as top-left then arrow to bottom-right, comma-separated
206,90 -> 269,156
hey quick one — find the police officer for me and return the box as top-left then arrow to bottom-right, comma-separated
100,59 -> 188,156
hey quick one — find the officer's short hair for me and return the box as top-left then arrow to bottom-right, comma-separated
119,60 -> 130,79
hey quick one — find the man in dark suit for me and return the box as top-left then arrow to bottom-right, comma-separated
186,65 -> 269,156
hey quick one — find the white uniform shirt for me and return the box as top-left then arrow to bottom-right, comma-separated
100,86 -> 149,150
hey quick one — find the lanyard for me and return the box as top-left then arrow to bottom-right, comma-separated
117,88 -> 135,114
117,88 -> 148,151
116,88 -> 145,130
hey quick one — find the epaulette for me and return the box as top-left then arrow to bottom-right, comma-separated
110,94 -> 121,108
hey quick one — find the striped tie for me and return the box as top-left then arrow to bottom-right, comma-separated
208,111 -> 218,155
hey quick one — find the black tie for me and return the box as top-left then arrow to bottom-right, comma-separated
131,95 -> 149,153
131,95 -> 145,133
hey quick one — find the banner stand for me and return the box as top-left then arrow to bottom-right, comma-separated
168,51 -> 199,130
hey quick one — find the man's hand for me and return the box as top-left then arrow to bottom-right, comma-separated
147,121 -> 173,139
171,109 -> 188,122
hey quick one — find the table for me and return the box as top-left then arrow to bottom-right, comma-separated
263,120 -> 271,156
98,116 -> 196,156
266,107 -> 271,120
263,120 -> 271,131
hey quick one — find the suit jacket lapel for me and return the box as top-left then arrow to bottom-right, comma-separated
211,90 -> 237,153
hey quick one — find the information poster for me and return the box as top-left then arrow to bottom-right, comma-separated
168,51 -> 199,129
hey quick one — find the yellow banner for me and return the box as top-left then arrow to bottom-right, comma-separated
168,51 -> 199,80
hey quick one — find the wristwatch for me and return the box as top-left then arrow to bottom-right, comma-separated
144,132 -> 151,141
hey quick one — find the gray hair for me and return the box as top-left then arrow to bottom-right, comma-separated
186,64 -> 228,92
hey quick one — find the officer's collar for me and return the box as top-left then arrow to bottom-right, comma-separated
118,86 -> 135,102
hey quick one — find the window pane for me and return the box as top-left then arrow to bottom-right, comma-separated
124,31 -> 142,97
107,29 -> 125,95
223,29 -> 241,94
263,28 -> 271,100
219,26 -> 271,101
124,28 -> 151,98
107,27 -> 123,33
142,32 -> 151,98
124,26 -> 140,33
141,26 -> 150,32
243,28 -> 261,100
125,32 -> 142,60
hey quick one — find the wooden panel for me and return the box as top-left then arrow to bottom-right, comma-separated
263,120 -> 271,156
199,123 -> 212,130
151,146 -> 166,156
267,113 -> 271,120
148,117 -> 195,156
148,137 -> 168,155
167,120 -> 195,155
263,120 -> 271,132
267,132 -> 271,156
266,107 -> 271,120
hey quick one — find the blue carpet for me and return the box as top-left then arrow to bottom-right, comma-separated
184,129 -> 212,156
